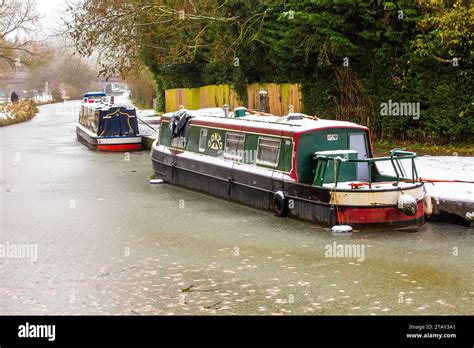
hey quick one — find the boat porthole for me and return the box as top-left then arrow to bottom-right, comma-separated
273,191 -> 289,218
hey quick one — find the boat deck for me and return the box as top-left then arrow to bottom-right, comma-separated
322,181 -> 419,190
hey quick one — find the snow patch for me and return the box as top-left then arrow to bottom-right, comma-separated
377,156 -> 474,203
0,111 -> 14,120
331,225 -> 353,233
397,193 -> 418,216
149,179 -> 164,184
397,193 -> 417,207
275,191 -> 285,200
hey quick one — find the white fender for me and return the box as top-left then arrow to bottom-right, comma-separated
424,194 -> 433,216
397,193 -> 418,216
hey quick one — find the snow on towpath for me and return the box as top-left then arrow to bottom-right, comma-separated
0,108 -> 14,120
378,155 -> 473,204
114,92 -> 159,137
415,156 -> 473,203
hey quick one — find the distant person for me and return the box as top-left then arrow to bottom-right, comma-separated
10,91 -> 19,103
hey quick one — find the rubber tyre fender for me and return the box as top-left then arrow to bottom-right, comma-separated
273,191 -> 289,217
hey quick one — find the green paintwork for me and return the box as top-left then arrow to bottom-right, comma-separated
159,120 -> 372,184
234,108 -> 247,118
296,129 -> 370,184
312,151 -> 358,186
159,120 -> 293,173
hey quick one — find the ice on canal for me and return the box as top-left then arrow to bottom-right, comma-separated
0,101 -> 473,315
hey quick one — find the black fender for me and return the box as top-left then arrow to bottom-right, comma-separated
273,191 -> 289,217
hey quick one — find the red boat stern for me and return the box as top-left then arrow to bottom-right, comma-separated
336,200 -> 425,228
96,143 -> 143,152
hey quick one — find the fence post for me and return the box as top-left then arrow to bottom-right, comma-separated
258,90 -> 268,112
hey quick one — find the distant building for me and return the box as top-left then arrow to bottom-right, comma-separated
97,75 -> 127,95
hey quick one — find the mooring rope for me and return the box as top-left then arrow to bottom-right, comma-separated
418,178 -> 474,184
137,116 -> 157,132
346,178 -> 474,189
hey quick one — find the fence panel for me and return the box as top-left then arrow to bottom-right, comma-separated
165,83 -> 301,116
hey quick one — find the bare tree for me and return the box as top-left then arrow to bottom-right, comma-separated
66,0 -> 265,76
0,0 -> 38,69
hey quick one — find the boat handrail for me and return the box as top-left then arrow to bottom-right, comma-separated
315,149 -> 418,188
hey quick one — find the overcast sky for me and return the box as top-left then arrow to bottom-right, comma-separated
35,0 -> 70,37
33,0 -> 98,67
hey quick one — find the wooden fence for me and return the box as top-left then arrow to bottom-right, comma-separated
165,83 -> 302,116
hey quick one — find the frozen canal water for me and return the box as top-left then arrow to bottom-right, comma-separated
0,101 -> 473,315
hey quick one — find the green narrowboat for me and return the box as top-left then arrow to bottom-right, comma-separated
151,108 -> 425,228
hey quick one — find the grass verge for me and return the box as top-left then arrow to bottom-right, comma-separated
373,139 -> 474,157
0,100 -> 39,127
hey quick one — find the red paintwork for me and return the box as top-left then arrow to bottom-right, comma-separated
337,201 -> 424,225
191,119 -> 294,137
97,143 -> 142,152
162,116 -> 369,136
296,124 -> 369,135
290,133 -> 300,181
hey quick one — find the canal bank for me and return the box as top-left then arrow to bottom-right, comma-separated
417,156 -> 473,226
378,157 -> 473,226
0,101 -> 473,315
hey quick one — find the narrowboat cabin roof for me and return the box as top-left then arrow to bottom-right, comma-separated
83,92 -> 107,98
161,109 -> 369,135
82,92 -> 124,110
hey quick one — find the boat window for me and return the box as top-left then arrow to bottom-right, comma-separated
224,133 -> 245,160
256,137 -> 281,168
171,136 -> 186,148
199,128 -> 208,152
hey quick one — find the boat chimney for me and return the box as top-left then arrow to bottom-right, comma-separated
223,104 -> 230,118
258,90 -> 268,113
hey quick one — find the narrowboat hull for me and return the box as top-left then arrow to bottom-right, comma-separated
151,143 -> 424,229
76,124 -> 142,152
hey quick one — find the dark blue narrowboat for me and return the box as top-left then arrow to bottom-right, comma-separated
76,92 -> 142,151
